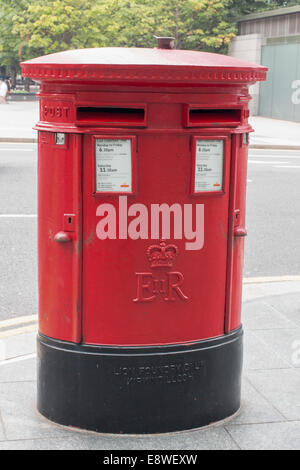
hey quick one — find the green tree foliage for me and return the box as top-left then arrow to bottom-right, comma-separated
93,0 -> 238,51
270,1 -> 300,7
0,0 -> 29,76
0,0 -> 298,75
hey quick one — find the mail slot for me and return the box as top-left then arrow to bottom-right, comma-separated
21,43 -> 267,434
76,105 -> 147,126
183,105 -> 243,127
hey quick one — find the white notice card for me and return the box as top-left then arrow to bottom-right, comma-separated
194,140 -> 224,192
95,139 -> 132,192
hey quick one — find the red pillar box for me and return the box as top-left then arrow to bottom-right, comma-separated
21,42 -> 267,434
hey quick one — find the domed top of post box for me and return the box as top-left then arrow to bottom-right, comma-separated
21,47 -> 267,85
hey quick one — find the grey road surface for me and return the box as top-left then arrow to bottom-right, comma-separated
245,148 -> 300,278
0,143 -> 299,321
0,143 -> 37,321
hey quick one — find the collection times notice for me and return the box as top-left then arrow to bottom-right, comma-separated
96,139 -> 132,193
194,139 -> 224,192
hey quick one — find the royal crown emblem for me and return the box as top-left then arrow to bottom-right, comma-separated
146,240 -> 179,269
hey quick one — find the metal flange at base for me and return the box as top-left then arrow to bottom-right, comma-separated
37,328 -> 243,434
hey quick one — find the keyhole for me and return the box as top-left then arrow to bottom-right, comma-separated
68,217 -> 72,224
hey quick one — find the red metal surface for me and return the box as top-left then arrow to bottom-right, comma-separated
22,47 -> 266,345
21,47 -> 267,85
37,131 -> 82,342
82,131 -> 231,345
225,134 -> 249,333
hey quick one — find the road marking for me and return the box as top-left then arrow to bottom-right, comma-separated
274,165 -> 300,169
0,142 -> 36,144
0,314 -> 37,329
249,154 -> 300,159
243,275 -> 300,284
0,143 -> 36,146
249,160 -> 288,164
0,353 -> 36,366
0,148 -> 34,152
0,214 -> 37,218
0,324 -> 37,339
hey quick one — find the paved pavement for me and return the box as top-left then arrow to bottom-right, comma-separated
0,102 -> 38,141
0,280 -> 299,450
249,116 -> 300,148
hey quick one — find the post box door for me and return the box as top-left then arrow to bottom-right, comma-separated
82,133 -> 232,346
38,132 -> 82,342
225,134 -> 248,333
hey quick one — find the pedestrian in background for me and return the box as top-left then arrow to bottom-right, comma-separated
0,78 -> 8,104
5,77 -> 12,100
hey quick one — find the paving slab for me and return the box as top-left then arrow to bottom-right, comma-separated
77,426 -> 239,451
0,425 -> 239,451
253,329 -> 300,368
0,357 -> 36,383
226,421 -> 300,450
266,293 -> 300,327
246,369 -> 300,421
243,330 -> 290,371
242,299 -> 298,331
0,382 -> 73,440
0,332 -> 36,360
0,437 -> 89,450
0,412 -> 6,441
231,378 -> 284,425
242,281 -> 300,302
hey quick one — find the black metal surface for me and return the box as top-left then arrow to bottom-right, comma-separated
37,329 -> 243,434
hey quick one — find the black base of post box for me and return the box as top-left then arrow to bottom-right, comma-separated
37,328 -> 243,434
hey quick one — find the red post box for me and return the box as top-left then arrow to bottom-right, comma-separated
21,42 -> 267,434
